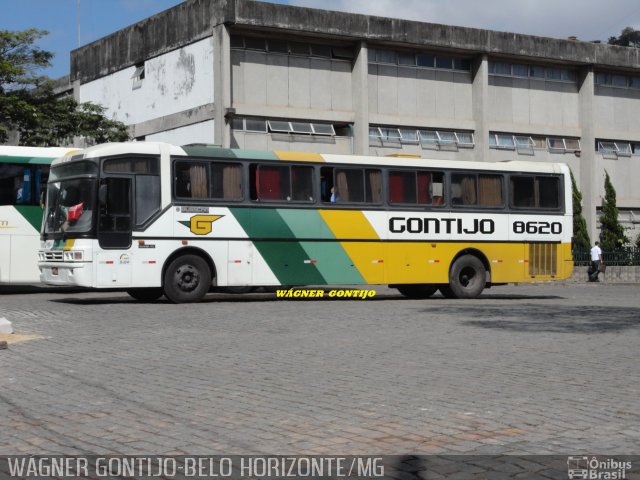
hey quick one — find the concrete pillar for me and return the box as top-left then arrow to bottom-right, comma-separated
578,67 -> 599,242
352,41 -> 369,155
471,55 -> 489,162
72,79 -> 81,102
213,25 -> 231,148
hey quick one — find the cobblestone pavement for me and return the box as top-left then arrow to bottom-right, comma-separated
0,283 -> 638,455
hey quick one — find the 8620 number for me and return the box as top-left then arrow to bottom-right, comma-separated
513,221 -> 562,234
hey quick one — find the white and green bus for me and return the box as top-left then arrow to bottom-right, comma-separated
0,146 -> 78,284
38,142 -> 573,302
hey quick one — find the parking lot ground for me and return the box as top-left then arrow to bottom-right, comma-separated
0,283 -> 638,455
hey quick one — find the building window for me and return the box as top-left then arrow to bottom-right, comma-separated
131,63 -> 145,90
369,126 -> 474,150
490,133 -> 581,155
369,49 -> 471,72
514,136 -> 535,155
231,35 -> 354,61
488,133 -> 516,149
489,61 -> 577,83
232,117 -> 339,137
547,137 -> 581,153
489,132 -> 581,155
595,72 -> 640,90
267,120 -> 336,136
597,140 -> 634,158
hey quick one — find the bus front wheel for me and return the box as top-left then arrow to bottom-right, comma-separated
163,254 -> 212,303
448,255 -> 486,299
397,285 -> 438,299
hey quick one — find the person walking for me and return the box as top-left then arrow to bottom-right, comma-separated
589,241 -> 603,282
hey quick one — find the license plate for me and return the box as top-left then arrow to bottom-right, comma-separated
52,267 -> 59,276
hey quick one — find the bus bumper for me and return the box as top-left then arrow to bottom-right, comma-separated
39,262 -> 93,287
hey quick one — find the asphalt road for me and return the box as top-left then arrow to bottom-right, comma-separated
0,283 -> 638,455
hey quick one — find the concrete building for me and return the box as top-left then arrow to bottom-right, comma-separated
69,0 -> 640,243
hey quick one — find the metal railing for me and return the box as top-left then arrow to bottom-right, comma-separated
572,247 -> 640,266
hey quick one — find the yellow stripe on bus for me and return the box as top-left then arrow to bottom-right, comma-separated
319,210 -> 382,283
319,210 -> 379,240
274,151 -> 325,162
64,239 -> 75,250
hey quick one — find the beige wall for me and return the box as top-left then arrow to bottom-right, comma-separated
488,77 -> 580,133
368,67 -> 473,126
231,51 -> 353,113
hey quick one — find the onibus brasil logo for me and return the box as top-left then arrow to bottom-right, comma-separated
567,456 -> 632,479
178,215 -> 224,235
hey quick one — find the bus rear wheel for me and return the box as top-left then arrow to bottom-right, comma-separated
163,254 -> 211,303
448,255 -> 486,299
397,285 -> 438,299
126,288 -> 164,301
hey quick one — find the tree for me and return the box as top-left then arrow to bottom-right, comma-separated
1,29 -> 128,145
570,170 -> 590,251
599,171 -> 629,250
608,27 -> 640,47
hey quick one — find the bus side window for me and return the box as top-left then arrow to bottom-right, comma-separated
510,176 -> 535,208
0,164 -> 29,206
451,174 -> 477,206
174,161 -> 209,199
320,167 -> 335,203
431,173 -> 444,206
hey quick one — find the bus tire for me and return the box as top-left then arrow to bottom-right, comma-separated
397,285 -> 437,299
448,255 -> 486,299
126,288 -> 164,301
163,254 -> 211,303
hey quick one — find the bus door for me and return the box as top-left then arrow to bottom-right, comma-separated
97,176 -> 133,286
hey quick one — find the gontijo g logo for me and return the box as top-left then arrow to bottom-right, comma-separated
179,215 -> 224,235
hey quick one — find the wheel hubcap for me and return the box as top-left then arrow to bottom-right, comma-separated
175,265 -> 200,292
459,267 -> 476,288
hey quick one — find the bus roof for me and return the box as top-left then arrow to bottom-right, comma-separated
0,146 -> 79,164
50,142 -> 569,174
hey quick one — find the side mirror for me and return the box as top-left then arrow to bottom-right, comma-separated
99,184 -> 107,207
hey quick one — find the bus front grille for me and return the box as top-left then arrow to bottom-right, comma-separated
529,243 -> 557,276
44,251 -> 64,261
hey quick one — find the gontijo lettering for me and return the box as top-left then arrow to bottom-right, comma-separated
390,217 -> 495,234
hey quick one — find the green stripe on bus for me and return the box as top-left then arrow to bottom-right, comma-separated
230,207 -> 327,284
276,209 -> 366,284
0,156 -> 55,165
14,205 -> 43,231
181,146 -> 237,158
298,241 -> 366,284
276,209 -> 335,239
230,149 -> 279,160
231,208 -> 295,239
253,241 -> 328,285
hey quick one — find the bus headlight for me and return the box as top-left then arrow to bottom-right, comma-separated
63,251 -> 84,261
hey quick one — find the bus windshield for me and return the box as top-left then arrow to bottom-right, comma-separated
44,178 -> 97,235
